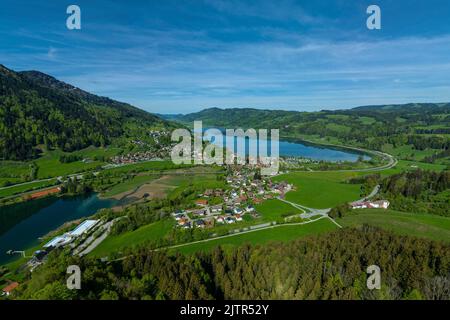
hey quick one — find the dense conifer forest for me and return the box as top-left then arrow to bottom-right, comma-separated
12,226 -> 450,300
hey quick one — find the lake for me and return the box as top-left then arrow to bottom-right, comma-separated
202,130 -> 370,162
0,194 -> 117,265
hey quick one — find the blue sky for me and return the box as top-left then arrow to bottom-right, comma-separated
1,0 -> 450,114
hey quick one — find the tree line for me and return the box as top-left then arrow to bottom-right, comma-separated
12,226 -> 450,300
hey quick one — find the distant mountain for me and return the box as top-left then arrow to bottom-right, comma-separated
351,102 -> 450,112
173,103 -> 450,128
0,65 -> 173,160
156,113 -> 186,121
171,107 -> 303,128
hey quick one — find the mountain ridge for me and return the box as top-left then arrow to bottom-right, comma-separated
0,65 -> 171,160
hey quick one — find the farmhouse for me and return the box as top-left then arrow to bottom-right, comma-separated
195,199 -> 208,206
2,282 -> 19,296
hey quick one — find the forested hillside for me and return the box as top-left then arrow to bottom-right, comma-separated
0,65 -> 170,160
13,226 -> 450,300
380,170 -> 450,216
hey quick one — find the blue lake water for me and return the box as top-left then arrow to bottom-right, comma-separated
0,194 -> 117,265
202,130 -> 369,162
278,139 -> 369,161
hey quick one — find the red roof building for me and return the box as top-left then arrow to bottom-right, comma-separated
195,199 -> 208,206
2,282 -> 19,296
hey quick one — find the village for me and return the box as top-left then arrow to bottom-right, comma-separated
172,166 -> 292,229
110,130 -> 173,165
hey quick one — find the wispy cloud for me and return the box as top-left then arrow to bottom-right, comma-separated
1,0 -> 450,113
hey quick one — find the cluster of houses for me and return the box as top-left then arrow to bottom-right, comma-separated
148,130 -> 170,144
172,199 -> 256,230
172,167 -> 292,229
350,200 -> 390,210
110,151 -> 165,165
109,130 -> 174,165
283,156 -> 318,164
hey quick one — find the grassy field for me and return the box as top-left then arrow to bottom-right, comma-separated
273,171 -> 363,209
166,168 -> 226,200
255,199 -> 304,222
393,160 -> 447,172
34,147 -> 120,179
0,146 -> 122,184
382,144 -> 438,162
0,161 -> 30,180
101,174 -> 160,198
171,218 -> 337,255
89,219 -> 175,257
339,209 -> 450,243
0,177 -> 22,187
373,159 -> 447,177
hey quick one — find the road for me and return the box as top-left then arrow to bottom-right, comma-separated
0,177 -> 55,190
350,185 -> 380,205
159,215 -> 329,251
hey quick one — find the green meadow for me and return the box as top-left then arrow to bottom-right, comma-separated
0,146 -> 122,184
89,219 -> 175,257
34,147 -> 121,179
273,171 -> 363,209
382,144 -> 438,162
100,174 -> 160,198
255,199 -> 304,222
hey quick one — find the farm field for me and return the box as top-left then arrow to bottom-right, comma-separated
171,218 -> 337,255
273,171 -> 363,209
255,199 -> 304,222
338,209 -> 450,243
100,174 -> 160,198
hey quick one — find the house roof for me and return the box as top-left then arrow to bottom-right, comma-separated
2,282 -> 19,293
